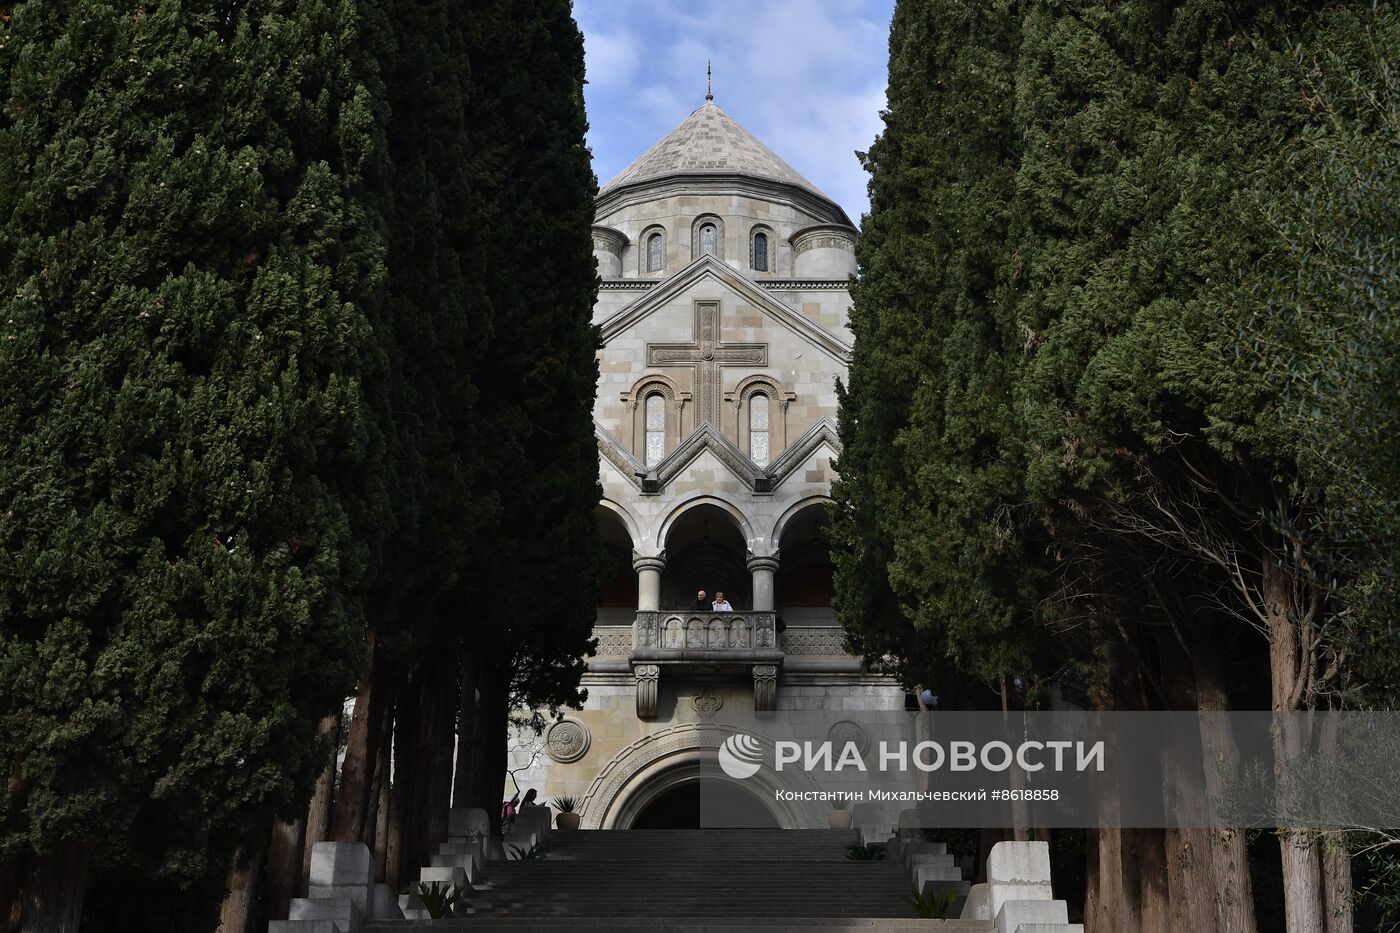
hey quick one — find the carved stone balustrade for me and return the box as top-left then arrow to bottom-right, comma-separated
629,611 -> 784,718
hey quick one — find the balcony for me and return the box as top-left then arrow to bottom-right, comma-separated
629,611 -> 783,718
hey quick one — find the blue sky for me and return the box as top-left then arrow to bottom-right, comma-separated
573,0 -> 896,222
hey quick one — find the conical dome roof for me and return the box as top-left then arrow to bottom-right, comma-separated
600,101 -> 834,203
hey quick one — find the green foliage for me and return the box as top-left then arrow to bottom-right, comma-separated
552,795 -> 579,813
0,0 -> 385,894
416,880 -> 462,920
832,0 -> 1036,691
510,842 -> 544,861
903,886 -> 959,919
840,0 -> 1399,921
1252,6 -> 1400,702
845,842 -> 887,861
455,0 -> 603,713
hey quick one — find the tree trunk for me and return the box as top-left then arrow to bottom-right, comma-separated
1263,558 -> 1325,933
331,635 -> 389,844
1086,829 -> 1141,933
404,652 -> 458,874
217,844 -> 262,933
14,839 -> 91,933
2,849 -> 22,933
373,751 -> 391,884
1137,828 -> 1170,933
1192,627 -> 1257,933
301,712 -> 340,894
452,651 -> 480,810
1321,835 -> 1353,933
390,673 -> 421,887
263,818 -> 303,921
425,653 -> 457,860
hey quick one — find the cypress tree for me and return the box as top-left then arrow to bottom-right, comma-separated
833,0 -> 1033,698
450,0 -> 603,825
837,0 -> 1397,927
0,1 -> 388,927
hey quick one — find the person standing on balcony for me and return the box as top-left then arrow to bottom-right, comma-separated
711,592 -> 733,612
692,589 -> 712,610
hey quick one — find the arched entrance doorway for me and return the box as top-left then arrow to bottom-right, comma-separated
629,779 -> 780,829
580,723 -> 828,829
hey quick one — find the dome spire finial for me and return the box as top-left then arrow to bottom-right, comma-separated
706,61 -> 713,102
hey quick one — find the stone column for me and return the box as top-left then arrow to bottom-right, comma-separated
634,553 -> 666,612
747,553 -> 779,612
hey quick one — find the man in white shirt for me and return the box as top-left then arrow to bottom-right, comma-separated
711,592 -> 733,611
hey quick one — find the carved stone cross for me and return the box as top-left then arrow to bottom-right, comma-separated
647,301 -> 767,426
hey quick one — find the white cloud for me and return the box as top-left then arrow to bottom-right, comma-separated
575,0 -> 893,219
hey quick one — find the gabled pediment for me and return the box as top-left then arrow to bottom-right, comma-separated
598,255 -> 852,364
595,417 -> 842,494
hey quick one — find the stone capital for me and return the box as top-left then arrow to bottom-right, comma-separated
632,550 -> 667,574
745,550 -> 780,574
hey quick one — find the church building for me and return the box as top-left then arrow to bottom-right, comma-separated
516,94 -> 904,828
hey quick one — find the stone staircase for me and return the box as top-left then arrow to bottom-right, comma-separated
369,828 -> 957,929
272,807 -> 1082,933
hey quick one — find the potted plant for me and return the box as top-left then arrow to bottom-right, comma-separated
828,798 -> 852,829
553,794 -> 582,830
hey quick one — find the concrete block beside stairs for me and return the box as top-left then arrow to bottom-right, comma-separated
448,807 -> 491,840
912,860 -> 964,890
483,836 -> 507,861
306,842 -> 373,915
901,841 -> 948,867
288,895 -> 361,933
268,922 -> 340,933
369,883 -> 402,920
995,898 -> 1068,933
986,841 -> 1054,920
960,882 -> 990,920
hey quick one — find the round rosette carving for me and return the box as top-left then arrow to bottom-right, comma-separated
827,720 -> 870,757
545,718 -> 592,764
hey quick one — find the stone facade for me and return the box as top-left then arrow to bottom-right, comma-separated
514,99 -> 900,829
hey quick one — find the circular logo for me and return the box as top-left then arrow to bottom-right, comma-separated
717,733 -> 764,780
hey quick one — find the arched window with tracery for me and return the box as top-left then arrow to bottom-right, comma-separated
646,232 -> 664,273
752,231 -> 769,272
645,392 -> 666,466
749,393 -> 771,465
699,223 -> 717,256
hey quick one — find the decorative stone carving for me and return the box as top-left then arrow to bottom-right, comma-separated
753,664 -> 778,712
646,301 -> 768,426
545,718 -> 592,764
826,720 -> 869,756
754,617 -> 776,649
707,618 -> 726,647
781,627 -> 847,656
594,627 -> 633,655
591,226 -> 627,255
690,691 -> 723,720
791,232 -> 855,256
632,614 -> 659,650
634,664 -> 660,720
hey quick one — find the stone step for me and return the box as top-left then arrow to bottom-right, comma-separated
364,920 -> 994,932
